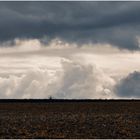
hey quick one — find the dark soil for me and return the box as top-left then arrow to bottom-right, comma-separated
0,100 -> 139,139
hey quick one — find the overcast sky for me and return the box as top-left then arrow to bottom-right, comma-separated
0,2 -> 140,99
1,1 -> 140,50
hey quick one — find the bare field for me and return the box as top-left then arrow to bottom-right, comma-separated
0,100 -> 139,139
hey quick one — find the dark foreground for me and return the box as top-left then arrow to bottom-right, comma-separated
0,100 -> 139,139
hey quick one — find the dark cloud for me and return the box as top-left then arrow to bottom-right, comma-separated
0,2 -> 140,49
115,71 -> 140,98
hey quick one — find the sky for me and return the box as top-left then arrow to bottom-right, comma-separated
0,1 -> 140,99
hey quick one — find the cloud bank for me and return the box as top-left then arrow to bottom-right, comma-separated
0,39 -> 140,99
0,60 -> 115,99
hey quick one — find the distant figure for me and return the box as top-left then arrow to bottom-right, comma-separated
49,96 -> 53,100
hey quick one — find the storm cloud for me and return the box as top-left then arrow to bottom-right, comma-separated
0,2 -> 140,49
115,71 -> 140,98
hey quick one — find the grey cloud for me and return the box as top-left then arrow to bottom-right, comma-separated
115,71 -> 140,98
0,2 -> 140,49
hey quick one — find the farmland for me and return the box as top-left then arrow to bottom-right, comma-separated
0,100 -> 139,139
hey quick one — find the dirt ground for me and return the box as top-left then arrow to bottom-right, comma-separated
0,100 -> 139,139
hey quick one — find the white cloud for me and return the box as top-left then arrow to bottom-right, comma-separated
0,59 -> 115,99
53,60 -> 116,99
0,38 -> 140,99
